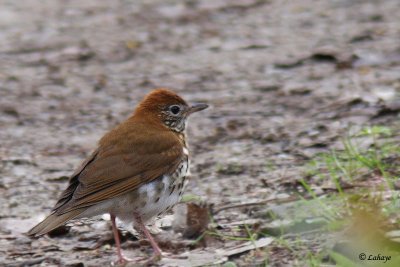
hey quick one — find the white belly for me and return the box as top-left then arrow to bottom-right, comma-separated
79,159 -> 190,224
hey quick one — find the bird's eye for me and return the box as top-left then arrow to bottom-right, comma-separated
169,105 -> 181,115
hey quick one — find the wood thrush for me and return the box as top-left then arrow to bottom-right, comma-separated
27,88 -> 208,264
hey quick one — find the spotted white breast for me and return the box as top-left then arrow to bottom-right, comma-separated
78,148 -> 190,225
134,157 -> 189,222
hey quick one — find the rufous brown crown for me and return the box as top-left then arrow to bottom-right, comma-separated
133,88 -> 208,132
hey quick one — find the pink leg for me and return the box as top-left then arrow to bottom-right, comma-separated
111,214 -> 130,264
133,213 -> 162,260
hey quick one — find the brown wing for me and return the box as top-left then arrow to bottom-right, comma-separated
53,122 -> 183,215
52,149 -> 99,211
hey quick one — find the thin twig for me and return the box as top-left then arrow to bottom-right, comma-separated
213,195 -> 299,215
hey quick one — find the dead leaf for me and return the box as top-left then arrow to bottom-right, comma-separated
173,203 -> 210,239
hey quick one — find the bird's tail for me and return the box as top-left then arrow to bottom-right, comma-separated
27,209 -> 84,237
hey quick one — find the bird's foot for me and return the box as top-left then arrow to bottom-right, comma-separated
140,252 -> 163,266
111,255 -> 134,266
112,253 -> 162,266
112,251 -> 187,266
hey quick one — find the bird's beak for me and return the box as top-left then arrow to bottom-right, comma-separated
188,103 -> 209,115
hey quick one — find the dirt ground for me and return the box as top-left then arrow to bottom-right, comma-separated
1,0 -> 400,266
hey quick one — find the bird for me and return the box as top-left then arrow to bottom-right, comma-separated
27,88 -> 208,264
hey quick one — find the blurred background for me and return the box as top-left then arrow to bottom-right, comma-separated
1,0 -> 400,266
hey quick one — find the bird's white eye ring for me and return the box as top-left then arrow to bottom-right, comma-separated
169,105 -> 181,115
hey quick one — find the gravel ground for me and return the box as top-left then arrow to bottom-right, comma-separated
1,0 -> 400,266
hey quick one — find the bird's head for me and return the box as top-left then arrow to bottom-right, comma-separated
134,88 -> 208,132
